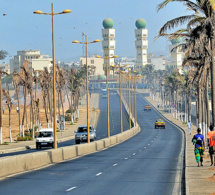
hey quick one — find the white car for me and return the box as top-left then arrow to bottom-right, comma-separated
36,128 -> 54,149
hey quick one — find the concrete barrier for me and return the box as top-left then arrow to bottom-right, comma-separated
110,136 -> 117,145
47,148 -> 63,163
62,146 -> 77,160
116,133 -> 125,143
103,138 -> 111,147
95,140 -> 105,151
76,142 -> 96,156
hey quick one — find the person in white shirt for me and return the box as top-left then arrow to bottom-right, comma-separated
16,106 -> 19,113
188,121 -> 192,135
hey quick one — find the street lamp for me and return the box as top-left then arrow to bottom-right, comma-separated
118,64 -> 129,133
131,71 -> 141,126
73,35 -> 100,143
34,3 -> 71,149
96,54 -> 118,138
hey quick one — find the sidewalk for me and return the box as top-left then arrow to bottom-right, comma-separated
0,93 -> 100,154
142,92 -> 215,195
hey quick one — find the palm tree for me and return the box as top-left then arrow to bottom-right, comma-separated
2,88 -> 13,142
157,0 -> 215,126
0,70 -> 9,144
12,70 -> 22,135
0,50 -> 8,144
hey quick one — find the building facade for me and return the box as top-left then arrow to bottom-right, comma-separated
10,50 -> 52,73
147,54 -> 166,70
102,18 -> 116,70
0,62 -> 10,76
80,55 -> 104,76
169,38 -> 183,73
135,18 -> 148,70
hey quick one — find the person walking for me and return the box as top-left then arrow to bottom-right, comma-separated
207,125 -> 215,166
2,106 -> 5,114
192,128 -> 205,167
157,102 -> 160,110
188,121 -> 192,135
16,106 -> 19,113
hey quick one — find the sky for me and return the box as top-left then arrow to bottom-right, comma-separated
0,0 -> 189,63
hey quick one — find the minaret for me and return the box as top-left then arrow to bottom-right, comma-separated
169,38 -> 183,73
135,18 -> 148,70
102,18 -> 116,71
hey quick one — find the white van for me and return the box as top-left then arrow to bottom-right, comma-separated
36,128 -> 54,149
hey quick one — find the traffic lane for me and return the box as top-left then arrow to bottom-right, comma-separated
0,127 -> 182,195
96,90 -> 129,140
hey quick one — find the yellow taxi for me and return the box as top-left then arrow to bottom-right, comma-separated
144,104 -> 151,111
155,119 -> 165,129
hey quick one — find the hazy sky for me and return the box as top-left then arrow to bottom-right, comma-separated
0,0 -> 188,63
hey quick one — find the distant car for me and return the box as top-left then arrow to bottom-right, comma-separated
36,128 -> 54,149
101,88 -> 107,92
144,104 -> 151,111
155,119 -> 165,129
75,125 -> 96,144
102,93 -> 107,98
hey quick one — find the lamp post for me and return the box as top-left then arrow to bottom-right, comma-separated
73,35 -> 100,143
128,68 -> 131,129
33,3 -> 71,149
96,54 -> 118,137
116,64 -> 129,133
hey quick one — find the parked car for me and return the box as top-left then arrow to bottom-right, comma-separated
144,104 -> 151,111
75,125 -> 96,144
155,119 -> 165,129
36,128 -> 54,149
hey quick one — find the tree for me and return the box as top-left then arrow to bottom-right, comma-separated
2,88 -> 13,142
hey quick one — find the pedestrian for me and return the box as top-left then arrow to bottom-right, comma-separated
16,106 -> 19,113
2,106 -> 5,114
192,128 -> 205,167
188,121 -> 192,135
207,125 -> 215,166
157,102 -> 160,109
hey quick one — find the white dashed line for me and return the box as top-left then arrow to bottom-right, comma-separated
113,164 -> 118,166
148,144 -> 150,146
96,172 -> 102,177
144,147 -> 146,149
125,158 -> 128,160
133,153 -> 136,155
66,186 -> 77,192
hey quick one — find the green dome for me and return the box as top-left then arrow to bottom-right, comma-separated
135,18 -> 146,29
103,18 -> 114,29
170,37 -> 182,45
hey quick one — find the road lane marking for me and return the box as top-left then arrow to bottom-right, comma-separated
125,158 -> 128,160
66,186 -> 77,192
96,172 -> 102,176
113,163 -> 118,166
133,153 -> 136,155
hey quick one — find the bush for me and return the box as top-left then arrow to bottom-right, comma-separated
65,115 -> 71,121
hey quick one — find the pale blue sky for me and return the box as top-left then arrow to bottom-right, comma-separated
0,0 -> 188,63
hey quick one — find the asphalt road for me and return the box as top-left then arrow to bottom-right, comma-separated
0,92 -> 184,195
